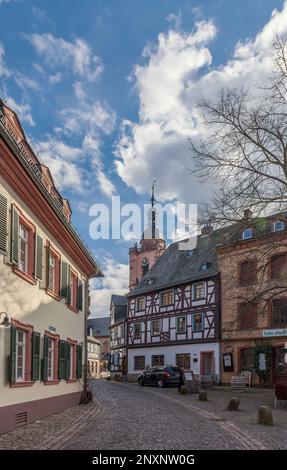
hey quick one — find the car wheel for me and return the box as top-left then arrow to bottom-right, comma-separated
158,379 -> 164,388
140,378 -> 145,386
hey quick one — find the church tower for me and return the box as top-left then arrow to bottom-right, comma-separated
129,183 -> 166,291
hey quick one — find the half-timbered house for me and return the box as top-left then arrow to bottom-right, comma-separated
126,226 -> 222,382
109,295 -> 128,379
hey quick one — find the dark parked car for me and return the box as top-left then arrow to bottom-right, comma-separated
138,366 -> 181,388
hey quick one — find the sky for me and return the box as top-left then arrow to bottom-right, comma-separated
1,0 -> 287,316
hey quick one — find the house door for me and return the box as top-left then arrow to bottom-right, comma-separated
273,347 -> 287,383
201,352 -> 214,375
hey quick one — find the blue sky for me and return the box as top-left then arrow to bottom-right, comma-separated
0,0 -> 286,315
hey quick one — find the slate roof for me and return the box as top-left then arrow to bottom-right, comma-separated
126,211 -> 287,297
127,227 -> 229,297
110,294 -> 128,307
87,317 -> 110,336
110,295 -> 128,323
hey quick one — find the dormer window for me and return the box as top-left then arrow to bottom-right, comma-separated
273,220 -> 285,232
242,228 -> 253,240
201,262 -> 210,271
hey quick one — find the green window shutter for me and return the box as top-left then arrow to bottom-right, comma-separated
31,332 -> 41,381
10,205 -> 19,265
10,325 -> 16,384
42,335 -> 49,381
46,243 -> 51,290
76,344 -> 83,379
35,235 -> 43,280
77,280 -> 83,311
58,340 -> 66,380
0,193 -> 8,254
60,261 -> 68,298
67,265 -> 71,305
65,342 -> 71,380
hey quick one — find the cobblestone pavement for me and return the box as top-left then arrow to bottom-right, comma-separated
0,380 -> 286,450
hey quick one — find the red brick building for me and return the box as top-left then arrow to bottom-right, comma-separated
218,211 -> 287,385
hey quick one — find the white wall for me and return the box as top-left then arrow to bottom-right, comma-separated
128,342 -> 220,377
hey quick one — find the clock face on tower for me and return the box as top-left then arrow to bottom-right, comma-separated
141,257 -> 149,267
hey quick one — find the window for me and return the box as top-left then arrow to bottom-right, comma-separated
241,349 -> 255,371
120,325 -> 124,338
134,356 -> 145,370
201,262 -> 210,271
152,320 -> 161,336
176,353 -> 190,370
114,328 -> 118,339
273,220 -> 285,232
134,323 -> 141,338
160,290 -> 174,306
18,224 -> 28,273
193,282 -> 205,300
239,260 -> 257,285
271,254 -> 287,280
43,333 -> 59,383
152,355 -> 164,367
272,300 -> 287,325
136,297 -> 145,311
46,244 -> 60,297
47,338 -> 54,381
192,313 -> 203,331
176,316 -> 186,333
242,228 -> 253,239
16,329 -> 26,382
70,271 -> 78,309
238,303 -> 257,329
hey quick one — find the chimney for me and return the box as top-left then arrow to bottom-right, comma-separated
201,223 -> 213,236
243,209 -> 252,220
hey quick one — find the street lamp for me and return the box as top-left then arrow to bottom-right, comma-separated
0,312 -> 11,327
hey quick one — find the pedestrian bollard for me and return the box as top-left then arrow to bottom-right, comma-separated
199,391 -> 207,401
227,397 -> 240,411
257,405 -> 273,425
179,385 -> 188,395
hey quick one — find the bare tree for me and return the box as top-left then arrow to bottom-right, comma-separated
190,34 -> 287,226
190,36 -> 287,382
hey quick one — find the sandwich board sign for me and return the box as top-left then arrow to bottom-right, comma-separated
183,370 -> 198,393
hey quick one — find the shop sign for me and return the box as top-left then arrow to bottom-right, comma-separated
262,328 -> 287,337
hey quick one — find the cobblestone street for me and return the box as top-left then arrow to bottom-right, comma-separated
0,379 -> 286,450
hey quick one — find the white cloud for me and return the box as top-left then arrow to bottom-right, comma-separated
60,99 -> 116,136
34,138 -> 84,192
57,95 -> 117,197
96,169 -> 116,197
27,33 -> 103,82
0,42 -> 10,77
115,3 -> 287,205
14,73 -> 40,92
6,96 -> 35,126
89,257 -> 129,317
48,72 -> 62,84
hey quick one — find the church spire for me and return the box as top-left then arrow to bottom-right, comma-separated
151,180 -> 156,238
